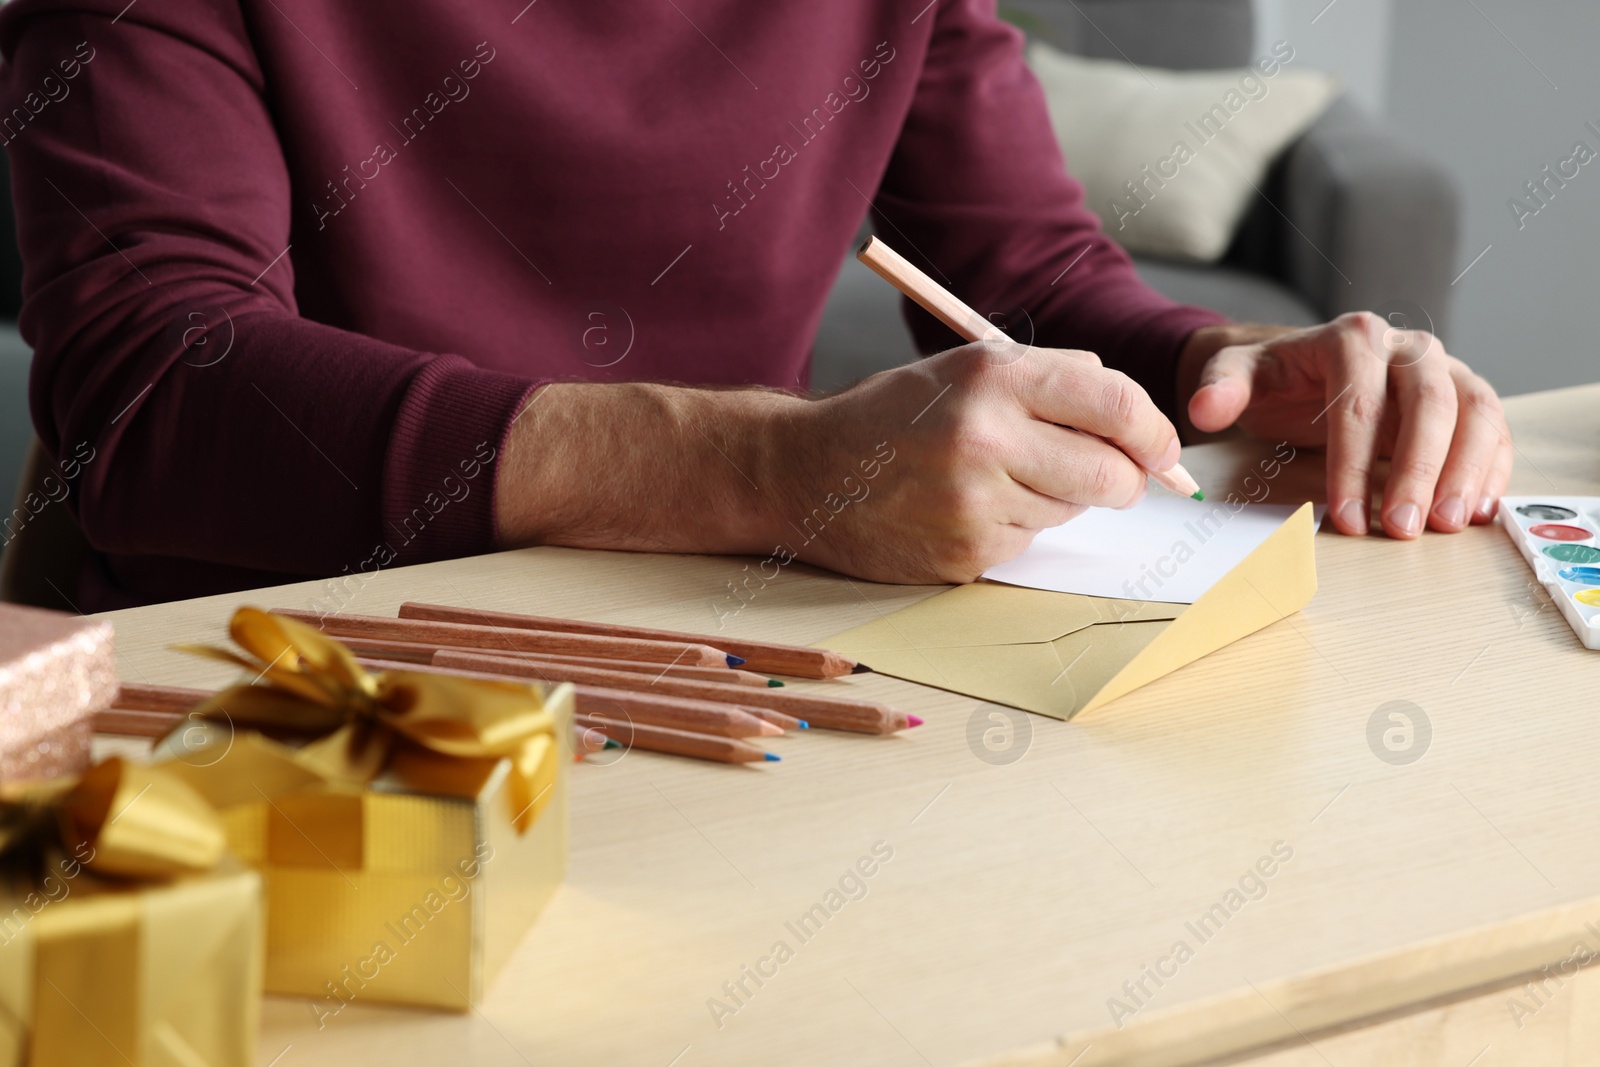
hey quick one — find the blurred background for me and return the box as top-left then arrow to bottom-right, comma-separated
1257,0 -> 1598,396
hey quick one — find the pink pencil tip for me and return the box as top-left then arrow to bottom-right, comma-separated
906,715 -> 924,728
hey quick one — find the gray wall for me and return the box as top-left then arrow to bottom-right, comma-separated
1255,0 -> 1393,116
1260,0 -> 1598,397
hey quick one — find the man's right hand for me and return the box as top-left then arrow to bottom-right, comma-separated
776,341 -> 1182,584
496,341 -> 1181,587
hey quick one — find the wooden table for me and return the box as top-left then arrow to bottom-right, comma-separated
99,384 -> 1600,1067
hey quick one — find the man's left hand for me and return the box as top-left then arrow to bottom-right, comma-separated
1178,314 -> 1513,539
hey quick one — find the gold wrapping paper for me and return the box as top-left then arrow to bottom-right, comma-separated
156,609 -> 573,1012
0,759 -> 262,1066
164,724 -> 568,1013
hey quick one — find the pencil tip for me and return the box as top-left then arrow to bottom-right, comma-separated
603,738 -> 623,750
1191,490 -> 1205,501
767,678 -> 784,687
727,654 -> 746,667
850,662 -> 872,674
797,720 -> 809,729
906,714 -> 924,728
764,752 -> 782,761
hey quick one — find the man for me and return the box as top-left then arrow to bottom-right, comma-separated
0,1 -> 1510,611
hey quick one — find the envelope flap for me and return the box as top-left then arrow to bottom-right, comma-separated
819,618 -> 1174,718
1080,502 -> 1318,716
823,581 -> 1183,653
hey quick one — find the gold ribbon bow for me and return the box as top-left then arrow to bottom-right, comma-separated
179,607 -> 560,833
0,757 -> 225,882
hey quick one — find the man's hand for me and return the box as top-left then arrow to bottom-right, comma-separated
496,342 -> 1184,586
785,341 -> 1180,583
1178,314 -> 1513,539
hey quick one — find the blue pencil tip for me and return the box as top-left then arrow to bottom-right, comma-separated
764,752 -> 781,761
727,654 -> 746,667
797,720 -> 809,729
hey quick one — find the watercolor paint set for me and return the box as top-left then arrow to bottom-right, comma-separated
1499,496 -> 1600,649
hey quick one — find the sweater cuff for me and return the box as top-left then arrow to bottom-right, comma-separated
382,355 -> 540,566
1117,304 -> 1230,423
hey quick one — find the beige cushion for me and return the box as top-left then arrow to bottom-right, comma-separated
1028,42 -> 1339,262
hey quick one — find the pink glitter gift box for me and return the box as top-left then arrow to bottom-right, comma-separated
0,603 -> 117,779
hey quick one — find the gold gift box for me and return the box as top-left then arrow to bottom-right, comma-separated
158,681 -> 573,1014
0,859 -> 262,1067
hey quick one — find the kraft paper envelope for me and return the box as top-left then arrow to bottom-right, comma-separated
820,503 -> 1317,720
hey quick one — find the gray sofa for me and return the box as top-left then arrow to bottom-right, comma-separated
810,0 -> 1460,391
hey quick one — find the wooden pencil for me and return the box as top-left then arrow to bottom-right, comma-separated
434,649 -> 919,735
103,678 -> 778,765
574,713 -> 778,764
396,602 -> 859,679
100,699 -> 612,761
746,707 -> 807,731
856,235 -> 1204,501
574,723 -> 611,755
332,636 -> 781,687
271,608 -> 740,668
115,682 -> 211,713
94,706 -> 184,737
352,657 -> 783,738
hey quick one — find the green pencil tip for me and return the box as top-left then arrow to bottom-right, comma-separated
1191,490 -> 1205,501
603,739 -> 623,750
767,679 -> 784,687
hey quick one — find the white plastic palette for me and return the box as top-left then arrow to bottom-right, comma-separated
1499,496 -> 1600,649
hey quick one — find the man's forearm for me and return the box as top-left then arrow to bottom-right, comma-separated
494,382 -> 809,555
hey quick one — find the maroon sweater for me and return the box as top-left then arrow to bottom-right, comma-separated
0,0 -> 1224,610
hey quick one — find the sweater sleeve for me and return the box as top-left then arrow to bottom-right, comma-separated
0,1 -> 535,581
876,0 -> 1227,418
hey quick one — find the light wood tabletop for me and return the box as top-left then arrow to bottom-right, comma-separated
97,383 -> 1600,1067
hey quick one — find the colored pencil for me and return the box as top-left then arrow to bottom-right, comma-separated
396,602 -> 858,679
271,608 -> 741,668
94,707 -> 184,737
103,687 -> 616,757
574,713 -> 778,764
747,708 -> 808,731
98,703 -> 611,764
115,682 -> 209,713
433,649 -> 919,735
360,657 -> 779,763
574,723 -> 611,755
855,235 -> 1204,501
352,657 -> 783,738
331,636 -> 781,687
